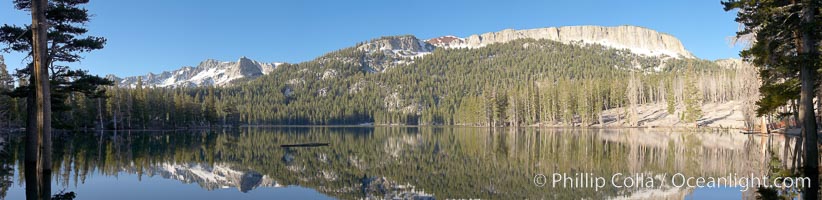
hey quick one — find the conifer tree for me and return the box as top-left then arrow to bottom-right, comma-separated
0,56 -> 11,129
681,66 -> 702,126
666,78 -> 676,115
724,1 -> 821,197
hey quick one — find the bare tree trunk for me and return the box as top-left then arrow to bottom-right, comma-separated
599,99 -> 606,126
800,1 -> 820,198
24,67 -> 37,200
627,73 -> 640,127
98,98 -> 104,130
794,137 -> 805,174
31,0 -> 51,199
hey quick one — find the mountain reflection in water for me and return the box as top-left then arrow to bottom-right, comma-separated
0,127 -> 794,199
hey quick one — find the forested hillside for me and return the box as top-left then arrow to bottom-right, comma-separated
0,37 -> 757,129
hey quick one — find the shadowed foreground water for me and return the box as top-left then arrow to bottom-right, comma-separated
0,127 -> 795,199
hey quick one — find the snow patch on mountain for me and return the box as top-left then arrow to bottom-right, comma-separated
110,57 -> 282,88
146,162 -> 282,193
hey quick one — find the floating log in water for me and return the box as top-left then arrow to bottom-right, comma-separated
280,143 -> 329,148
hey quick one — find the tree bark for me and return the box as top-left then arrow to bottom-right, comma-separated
799,1 -> 819,199
31,0 -> 51,199
24,66 -> 37,200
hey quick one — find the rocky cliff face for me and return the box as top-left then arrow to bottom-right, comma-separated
357,35 -> 435,58
111,57 -> 281,88
429,25 -> 694,58
348,35 -> 436,72
226,57 -> 265,79
426,35 -> 464,48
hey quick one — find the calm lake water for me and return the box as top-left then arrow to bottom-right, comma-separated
0,127 -> 795,199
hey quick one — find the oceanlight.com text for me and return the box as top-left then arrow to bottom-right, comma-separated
533,173 -> 810,192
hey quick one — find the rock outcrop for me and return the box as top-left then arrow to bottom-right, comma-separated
429,25 -> 694,58
714,58 -> 750,69
357,35 -> 435,58
426,35 -> 464,48
348,35 -> 436,72
226,57 -> 264,79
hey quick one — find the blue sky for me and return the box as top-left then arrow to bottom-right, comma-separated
0,0 -> 744,77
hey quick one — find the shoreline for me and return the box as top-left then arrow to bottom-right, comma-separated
0,124 -> 756,135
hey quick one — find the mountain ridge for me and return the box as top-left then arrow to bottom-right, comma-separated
112,25 -> 698,88
427,25 -> 694,58
109,57 -> 282,88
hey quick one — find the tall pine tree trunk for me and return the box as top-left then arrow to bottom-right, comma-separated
98,98 -> 104,130
24,66 -> 37,200
31,0 -> 51,199
800,1 -> 819,198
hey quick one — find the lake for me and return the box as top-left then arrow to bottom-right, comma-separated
0,127 -> 796,199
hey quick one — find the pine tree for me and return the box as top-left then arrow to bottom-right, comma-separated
204,87 -> 217,125
494,88 -> 508,127
724,1 -> 821,197
681,66 -> 702,126
0,56 -> 11,129
483,82 -> 495,126
0,0 -> 111,128
133,77 -> 146,128
666,78 -> 676,115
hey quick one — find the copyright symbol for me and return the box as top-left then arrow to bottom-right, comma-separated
534,174 -> 547,187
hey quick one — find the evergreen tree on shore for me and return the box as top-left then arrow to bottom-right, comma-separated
724,0 -> 821,198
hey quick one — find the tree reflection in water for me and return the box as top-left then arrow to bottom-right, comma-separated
0,128 -> 795,199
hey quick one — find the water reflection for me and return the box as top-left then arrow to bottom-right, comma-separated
0,128 -> 793,199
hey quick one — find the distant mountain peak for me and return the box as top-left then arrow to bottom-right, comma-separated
110,57 -> 283,88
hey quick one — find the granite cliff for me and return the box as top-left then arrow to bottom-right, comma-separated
428,25 -> 694,58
